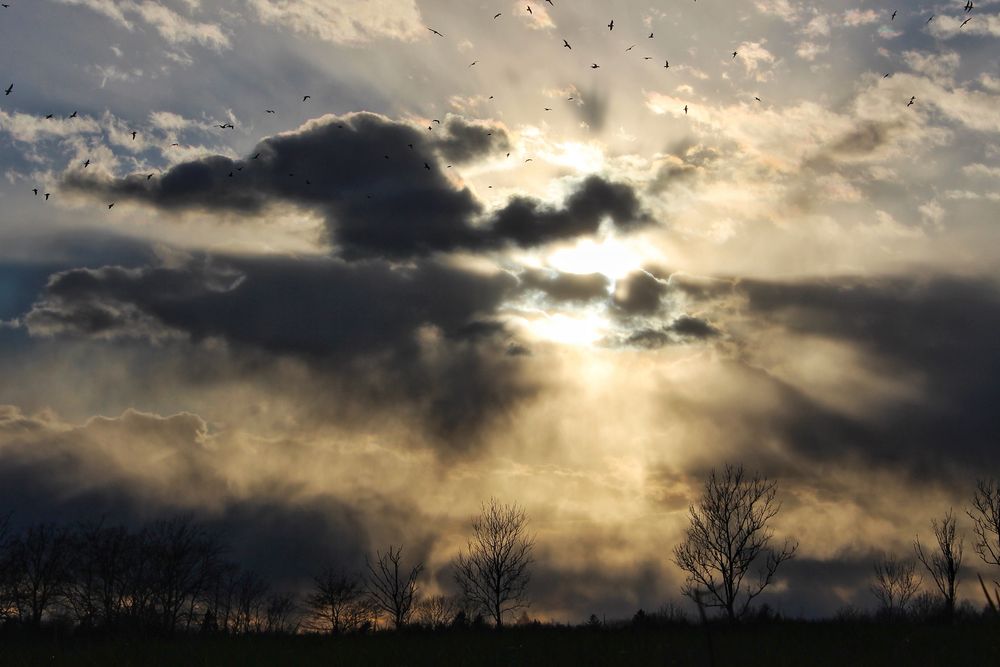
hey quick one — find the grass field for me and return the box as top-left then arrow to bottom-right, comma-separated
1,622 -> 998,667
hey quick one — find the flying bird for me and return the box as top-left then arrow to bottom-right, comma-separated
3,83 -> 11,96
546,0 -> 553,5
130,131 -> 136,140
544,107 -> 552,111
424,162 -> 431,170
883,73 -> 891,78
684,104 -> 688,114
608,20 -> 614,31
69,111 -> 77,118
926,15 -> 934,23
526,5 -> 532,14
83,159 -> 90,168
649,32 -> 654,38
965,1 -> 974,12
32,188 -> 37,195
45,114 -> 53,119
755,97 -> 761,102
626,44 -> 636,52
907,96 -> 916,107
469,61 -> 478,67
252,153 -> 261,159
302,95 -> 311,101
891,10 -> 897,20
961,17 -> 972,27
563,39 -> 571,49
494,12 -> 501,19
428,27 -> 444,37
44,193 -> 50,200
265,109 -> 275,113
591,63 -> 600,69
664,60 -> 670,68
146,174 -> 153,180
732,51 -> 738,59
107,203 -> 115,209
524,158 -> 533,162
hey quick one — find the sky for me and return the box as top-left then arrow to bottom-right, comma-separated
1,0 -> 999,621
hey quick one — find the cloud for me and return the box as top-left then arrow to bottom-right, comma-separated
244,0 -> 424,44
53,0 -> 230,50
20,252 -> 537,443
63,113 -> 649,259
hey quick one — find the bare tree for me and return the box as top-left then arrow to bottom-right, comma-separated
871,553 -> 921,617
416,594 -> 462,628
672,464 -> 798,623
8,523 -> 75,627
968,479 -> 1000,572
453,499 -> 535,628
305,567 -> 367,634
914,509 -> 963,615
365,545 -> 423,629
263,592 -> 299,634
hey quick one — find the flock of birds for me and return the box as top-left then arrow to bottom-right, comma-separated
0,1 -> 986,210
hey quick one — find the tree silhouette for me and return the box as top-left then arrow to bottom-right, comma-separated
365,545 -> 423,629
672,464 -> 797,622
453,498 -> 535,628
914,509 -> 963,616
305,567 -> 367,634
871,553 -> 920,618
968,479 -> 1000,573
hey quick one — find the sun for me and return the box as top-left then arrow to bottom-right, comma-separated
546,236 -> 644,281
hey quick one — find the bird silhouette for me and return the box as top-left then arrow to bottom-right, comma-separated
891,10 -> 897,20
494,12 -> 501,19
146,174 -> 153,180
302,95 -> 311,101
664,60 -> 670,68
626,44 -> 636,53
469,61 -> 478,67
961,17 -> 972,27
107,203 -> 114,209
563,39 -> 572,49
526,5 -> 532,15
252,153 -> 261,159
32,188 -> 37,195
545,0 -> 553,5
907,96 -> 916,107
428,27 -> 445,37
732,51 -> 738,59
45,114 -> 53,119
608,20 -> 614,30
424,162 -> 431,170
44,193 -> 50,200
83,159 -> 90,168
3,83 -> 12,96
649,32 -> 654,38
926,15 -> 934,22
591,63 -> 600,69
684,105 -> 688,114
265,109 -> 276,113
69,111 -> 77,118
130,131 -> 136,140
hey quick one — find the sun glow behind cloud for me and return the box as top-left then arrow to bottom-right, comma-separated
547,236 -> 645,280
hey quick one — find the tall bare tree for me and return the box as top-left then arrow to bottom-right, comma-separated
416,594 -> 462,628
365,545 -> 423,629
968,479 -> 1000,573
305,567 -> 367,634
672,464 -> 798,623
453,499 -> 535,628
871,553 -> 920,617
914,509 -> 963,615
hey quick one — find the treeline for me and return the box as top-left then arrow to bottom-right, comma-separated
0,498 -> 532,636
1,465 -> 999,635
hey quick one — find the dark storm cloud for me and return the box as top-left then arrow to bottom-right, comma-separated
431,116 -> 510,164
63,113 -> 648,259
622,316 -> 720,349
518,269 -> 610,303
612,270 -> 669,315
701,275 -> 1000,483
21,253 -> 537,443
